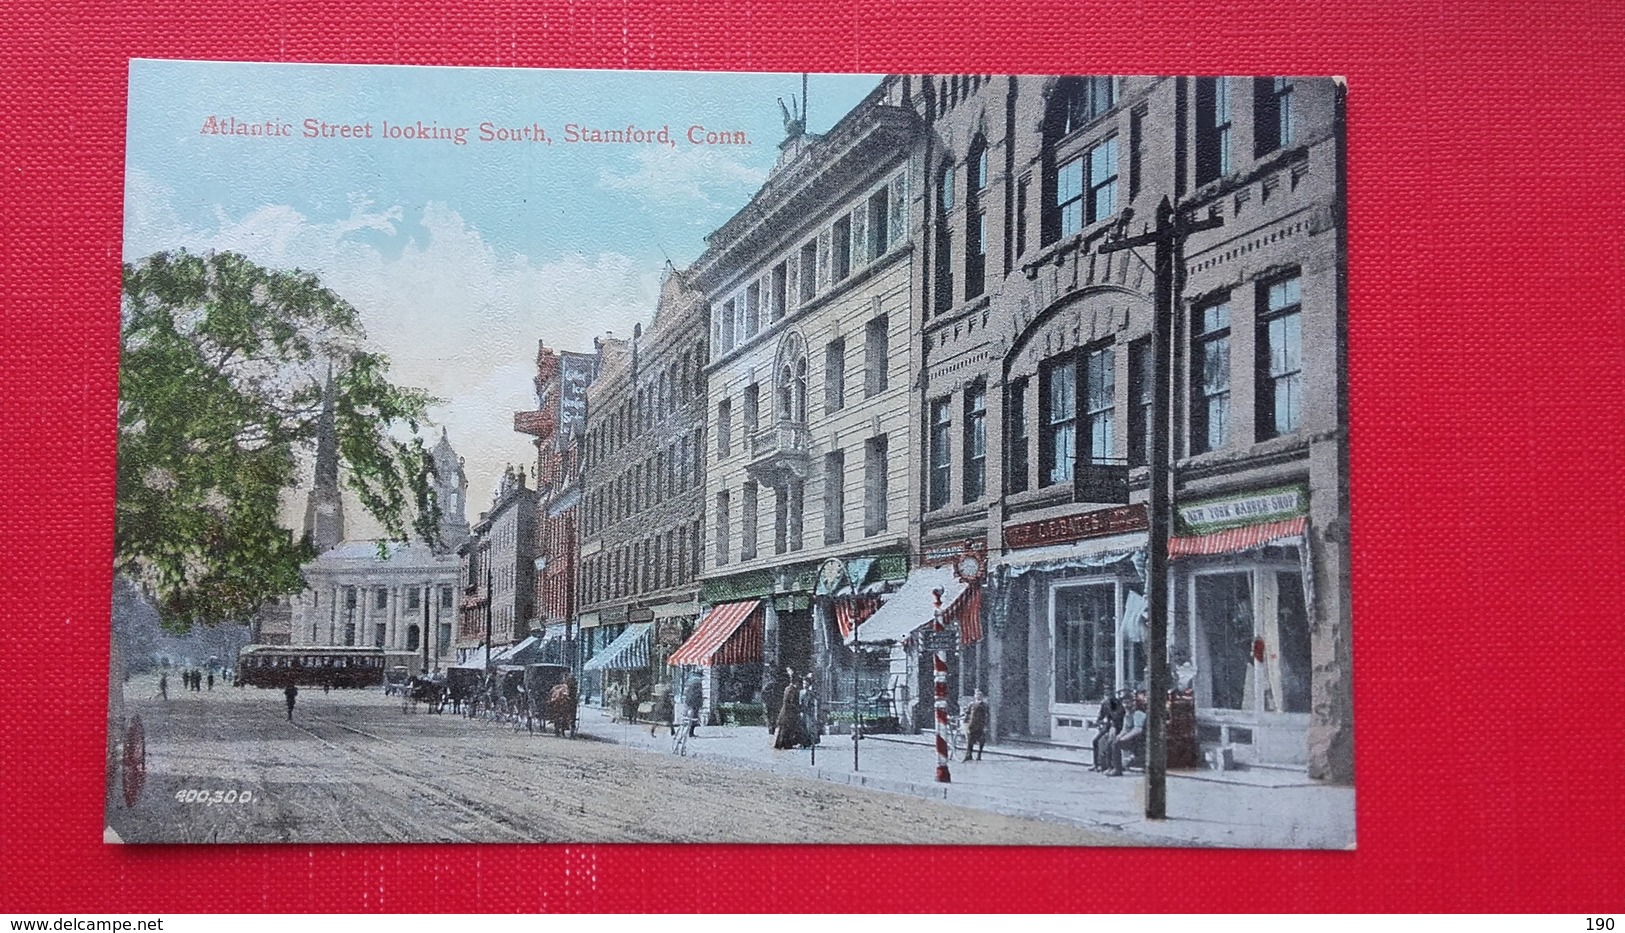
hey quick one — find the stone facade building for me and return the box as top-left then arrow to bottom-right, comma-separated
692,80 -> 921,712
575,269 -> 710,700
909,75 -> 1350,781
455,467 -> 538,659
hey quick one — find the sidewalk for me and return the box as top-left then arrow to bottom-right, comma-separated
581,707 -> 1355,849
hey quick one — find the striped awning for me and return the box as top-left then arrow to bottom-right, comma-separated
850,566 -> 965,645
832,595 -> 882,641
668,600 -> 763,667
581,623 -> 651,672
1168,517 -> 1307,558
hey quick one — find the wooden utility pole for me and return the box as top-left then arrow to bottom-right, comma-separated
1100,196 -> 1220,820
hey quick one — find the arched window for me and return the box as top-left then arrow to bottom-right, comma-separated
935,157 -> 956,312
965,134 -> 988,299
775,332 -> 809,424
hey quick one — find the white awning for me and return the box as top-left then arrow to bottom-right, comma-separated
849,566 -> 965,646
997,531 -> 1146,577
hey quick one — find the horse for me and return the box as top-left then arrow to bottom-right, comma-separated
547,681 -> 577,738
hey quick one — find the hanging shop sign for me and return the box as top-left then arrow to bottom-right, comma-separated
1176,485 -> 1308,536
1004,503 -> 1148,551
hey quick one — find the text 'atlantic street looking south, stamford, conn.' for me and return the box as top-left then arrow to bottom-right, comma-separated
109,62 -> 1354,847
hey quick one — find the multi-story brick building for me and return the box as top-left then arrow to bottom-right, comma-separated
690,81 -> 921,712
514,341 -> 597,665
455,466 -> 538,661
575,269 -> 710,702
910,75 -> 1350,781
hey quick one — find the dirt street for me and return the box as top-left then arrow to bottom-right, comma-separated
105,674 -> 1122,845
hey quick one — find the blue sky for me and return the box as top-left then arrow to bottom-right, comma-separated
123,60 -> 879,530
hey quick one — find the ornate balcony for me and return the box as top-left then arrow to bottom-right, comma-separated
746,419 -> 810,486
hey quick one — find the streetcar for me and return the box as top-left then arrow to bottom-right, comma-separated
235,644 -> 388,688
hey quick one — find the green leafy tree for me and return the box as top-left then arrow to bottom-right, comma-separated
116,250 -> 441,630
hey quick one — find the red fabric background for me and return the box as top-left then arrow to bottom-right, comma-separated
2,0 -> 1622,913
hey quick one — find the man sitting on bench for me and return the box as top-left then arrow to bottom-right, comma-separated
1106,691 -> 1148,776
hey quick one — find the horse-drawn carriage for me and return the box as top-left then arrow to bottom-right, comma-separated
523,663 -> 577,737
399,671 -> 447,713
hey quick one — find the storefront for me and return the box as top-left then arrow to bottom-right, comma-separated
1170,485 -> 1315,767
668,599 -> 765,721
848,565 -> 980,731
581,622 -> 653,716
991,504 -> 1149,745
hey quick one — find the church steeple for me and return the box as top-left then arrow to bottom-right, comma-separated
428,427 -> 470,554
302,366 -> 345,553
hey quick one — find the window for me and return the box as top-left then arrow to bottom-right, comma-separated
407,587 -> 420,610
1088,137 -> 1118,224
824,451 -> 845,545
374,623 -> 387,648
1196,77 -> 1232,185
1015,178 -> 1029,257
716,398 -> 731,458
375,587 -> 388,610
864,434 -> 889,536
1053,75 -> 1118,134
440,585 -> 453,609
887,172 -> 908,249
1041,358 -> 1077,486
1256,275 -> 1303,440
714,490 -> 730,566
788,480 -> 804,552
1255,78 -> 1294,155
824,338 -> 846,412
744,282 -> 760,337
1056,157 -> 1083,238
774,486 -> 788,555
1129,105 -> 1146,199
720,299 -> 736,351
1006,378 -> 1030,493
867,187 -> 890,260
939,160 -> 955,213
833,215 -> 852,281
1128,339 -> 1153,468
963,382 -> 987,502
1084,345 -> 1115,464
929,397 -> 952,510
771,262 -> 788,321
865,316 -> 889,397
966,209 -> 986,298
935,226 -> 955,312
1191,295 -> 1231,453
743,383 -> 760,438
798,241 -> 818,301
965,136 -> 988,296
777,335 -> 808,423
741,481 -> 758,561
1053,583 -> 1116,705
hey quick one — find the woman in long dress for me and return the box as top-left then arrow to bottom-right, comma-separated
773,677 -> 803,749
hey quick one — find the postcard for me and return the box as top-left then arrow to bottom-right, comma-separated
106,61 -> 1353,846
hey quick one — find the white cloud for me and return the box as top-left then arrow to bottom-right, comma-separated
124,176 -> 663,523
597,145 -> 767,208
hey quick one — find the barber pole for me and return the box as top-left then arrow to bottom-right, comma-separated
932,588 -> 951,784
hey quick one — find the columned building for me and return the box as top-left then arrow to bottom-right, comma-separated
286,379 -> 468,672
911,75 -> 1350,781
692,79 -> 921,713
575,269 -> 710,704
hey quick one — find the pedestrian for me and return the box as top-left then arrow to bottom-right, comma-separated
207,671 -> 214,691
797,674 -> 819,748
762,668 -> 783,734
1106,691 -> 1148,776
773,670 -> 804,749
158,671 -> 168,701
284,682 -> 299,721
682,672 -> 704,737
962,689 -> 989,761
1092,692 -> 1126,772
